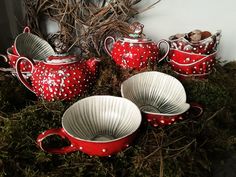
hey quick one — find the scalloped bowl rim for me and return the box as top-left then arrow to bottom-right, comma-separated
61,95 -> 142,143
121,71 -> 189,116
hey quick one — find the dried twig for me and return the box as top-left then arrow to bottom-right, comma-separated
23,0 -> 161,57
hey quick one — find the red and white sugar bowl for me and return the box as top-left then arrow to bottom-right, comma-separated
16,55 -> 100,101
168,49 -> 217,78
104,22 -> 170,70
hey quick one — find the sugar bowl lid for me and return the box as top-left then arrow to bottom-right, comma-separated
119,22 -> 153,43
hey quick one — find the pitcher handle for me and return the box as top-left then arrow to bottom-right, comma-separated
104,36 -> 115,57
37,128 -> 78,154
15,57 -> 35,93
157,39 -> 170,63
23,26 -> 31,33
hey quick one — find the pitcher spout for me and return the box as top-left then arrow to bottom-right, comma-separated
85,57 -> 101,74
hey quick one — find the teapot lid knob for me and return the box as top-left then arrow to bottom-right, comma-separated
129,22 -> 145,39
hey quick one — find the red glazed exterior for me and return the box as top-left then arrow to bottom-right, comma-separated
104,37 -> 170,70
109,38 -> 159,69
143,112 -> 183,127
16,56 -> 99,101
7,47 -> 37,72
37,128 -> 136,156
168,49 -> 217,77
142,103 -> 203,127
0,47 -> 37,73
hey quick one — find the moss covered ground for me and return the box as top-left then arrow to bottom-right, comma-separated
0,59 -> 235,177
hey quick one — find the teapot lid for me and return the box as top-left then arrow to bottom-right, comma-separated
119,22 -> 153,43
45,54 -> 77,64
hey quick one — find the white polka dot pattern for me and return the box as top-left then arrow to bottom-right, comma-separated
21,57 -> 99,101
168,49 -> 217,77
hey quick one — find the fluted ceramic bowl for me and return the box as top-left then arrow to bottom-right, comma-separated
14,30 -> 55,60
37,95 -> 142,156
121,71 -> 190,126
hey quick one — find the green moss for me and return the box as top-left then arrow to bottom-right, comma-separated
0,62 -> 236,177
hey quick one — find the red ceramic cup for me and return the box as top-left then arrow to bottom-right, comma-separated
37,96 -> 142,156
121,71 -> 203,126
142,103 -> 203,127
13,26 -> 55,60
7,47 -> 37,72
0,47 -> 35,75
168,49 -> 217,78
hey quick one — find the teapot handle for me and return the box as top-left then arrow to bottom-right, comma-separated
16,57 -> 35,93
157,39 -> 170,63
37,128 -> 78,154
104,36 -> 116,57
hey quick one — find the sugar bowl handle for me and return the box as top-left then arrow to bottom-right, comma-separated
15,57 -> 35,93
104,36 -> 116,57
36,128 -> 78,154
157,39 -> 170,63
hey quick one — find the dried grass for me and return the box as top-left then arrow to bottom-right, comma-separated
23,0 -> 161,57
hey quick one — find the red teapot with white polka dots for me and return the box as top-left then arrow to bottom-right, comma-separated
15,55 -> 100,101
104,22 -> 170,70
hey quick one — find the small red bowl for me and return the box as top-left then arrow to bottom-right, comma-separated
168,49 -> 217,77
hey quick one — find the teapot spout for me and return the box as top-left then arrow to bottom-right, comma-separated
85,57 -> 101,74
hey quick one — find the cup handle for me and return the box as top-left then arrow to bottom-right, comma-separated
23,26 -> 31,33
104,36 -> 115,57
0,54 -> 14,72
188,102 -> 204,118
157,39 -> 170,63
15,57 -> 35,93
36,128 -> 78,154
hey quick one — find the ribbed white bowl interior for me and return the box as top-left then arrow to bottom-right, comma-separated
62,96 -> 141,142
15,33 -> 55,60
121,71 -> 189,114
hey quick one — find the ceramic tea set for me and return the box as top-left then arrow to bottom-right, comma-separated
37,71 -> 203,156
0,23 -> 220,157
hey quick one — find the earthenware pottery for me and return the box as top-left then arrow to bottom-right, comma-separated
168,49 -> 217,77
13,27 -> 55,60
16,55 -> 100,101
37,95 -> 142,156
121,71 -> 203,126
104,22 -> 170,70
